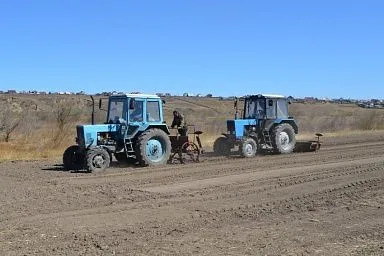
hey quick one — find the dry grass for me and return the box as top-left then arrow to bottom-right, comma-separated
1,94 -> 384,161
0,143 -> 64,162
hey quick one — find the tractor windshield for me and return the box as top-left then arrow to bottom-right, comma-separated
108,100 -> 125,123
129,100 -> 144,122
244,98 -> 265,119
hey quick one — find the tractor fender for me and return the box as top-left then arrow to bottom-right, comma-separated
267,120 -> 298,134
247,132 -> 259,142
87,145 -> 113,154
86,145 -> 113,162
282,120 -> 298,134
146,125 -> 170,135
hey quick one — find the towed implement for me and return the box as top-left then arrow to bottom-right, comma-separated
214,94 -> 322,157
168,126 -> 204,164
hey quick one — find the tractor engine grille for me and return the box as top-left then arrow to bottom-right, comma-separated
227,120 -> 235,134
76,126 -> 85,147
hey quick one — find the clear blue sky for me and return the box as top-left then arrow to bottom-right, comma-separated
0,0 -> 383,99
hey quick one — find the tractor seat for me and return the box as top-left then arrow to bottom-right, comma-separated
315,133 -> 323,137
194,131 -> 203,135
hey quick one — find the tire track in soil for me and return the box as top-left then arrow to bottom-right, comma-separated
1,138 -> 384,255
148,162 -> 384,208
61,142 -> 384,187
3,156 -> 383,234
141,156 -> 384,193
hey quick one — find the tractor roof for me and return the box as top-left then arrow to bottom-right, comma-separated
247,94 -> 286,99
110,93 -> 160,99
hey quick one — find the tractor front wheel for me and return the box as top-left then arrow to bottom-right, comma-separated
272,123 -> 296,154
213,137 -> 231,156
240,137 -> 257,158
136,129 -> 172,166
63,145 -> 84,171
86,148 -> 111,172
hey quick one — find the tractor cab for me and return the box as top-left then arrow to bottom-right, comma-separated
243,94 -> 289,120
105,94 -> 167,140
107,94 -> 164,125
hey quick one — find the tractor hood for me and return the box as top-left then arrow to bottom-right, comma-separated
76,124 -> 119,147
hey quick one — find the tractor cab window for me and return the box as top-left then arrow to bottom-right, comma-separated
256,99 -> 265,118
129,100 -> 144,122
244,100 -> 256,118
266,99 -> 276,119
108,100 -> 125,123
277,99 -> 288,118
244,98 -> 266,119
146,101 -> 161,122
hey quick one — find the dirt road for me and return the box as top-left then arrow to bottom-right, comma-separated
1,135 -> 384,255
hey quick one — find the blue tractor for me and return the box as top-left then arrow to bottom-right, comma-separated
213,94 -> 298,157
63,94 -> 172,172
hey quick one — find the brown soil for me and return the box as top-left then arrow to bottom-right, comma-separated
1,133 -> 384,255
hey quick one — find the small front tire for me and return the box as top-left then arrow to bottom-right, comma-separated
213,137 -> 231,156
86,148 -> 111,172
63,145 -> 84,171
240,137 -> 257,158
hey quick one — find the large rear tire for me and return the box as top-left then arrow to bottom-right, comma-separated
136,129 -> 172,166
86,148 -> 111,172
213,137 -> 231,156
63,145 -> 84,171
272,123 -> 296,154
240,137 -> 257,158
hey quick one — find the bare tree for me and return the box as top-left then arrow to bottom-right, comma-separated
52,100 -> 80,146
0,105 -> 22,142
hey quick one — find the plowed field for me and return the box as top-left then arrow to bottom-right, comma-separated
1,134 -> 384,255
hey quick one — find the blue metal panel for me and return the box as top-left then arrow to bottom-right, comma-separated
227,119 -> 258,139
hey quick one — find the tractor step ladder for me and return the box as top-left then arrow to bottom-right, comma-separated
262,130 -> 273,147
124,139 -> 135,153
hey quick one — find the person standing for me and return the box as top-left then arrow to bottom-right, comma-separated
171,110 -> 188,136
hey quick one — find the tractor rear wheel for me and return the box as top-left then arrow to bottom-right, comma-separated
63,145 -> 84,171
213,137 -> 231,156
272,123 -> 296,154
86,148 -> 111,172
240,137 -> 257,158
136,129 -> 172,166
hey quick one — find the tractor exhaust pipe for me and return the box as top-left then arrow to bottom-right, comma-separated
90,95 -> 95,125
234,97 -> 239,119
